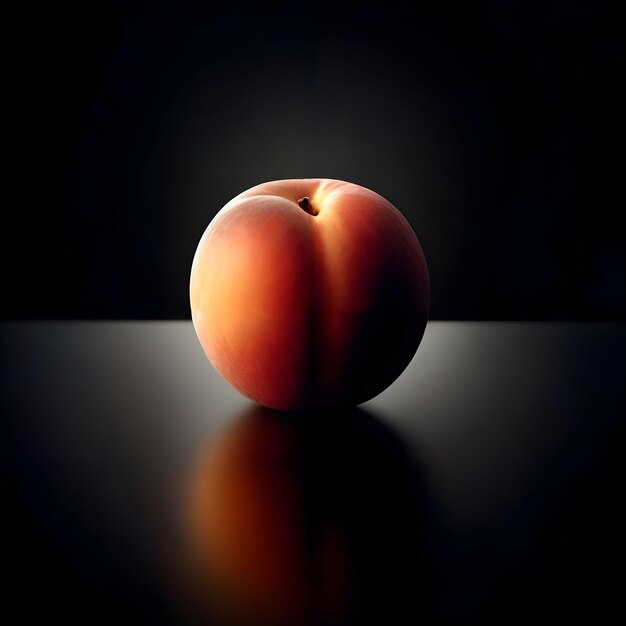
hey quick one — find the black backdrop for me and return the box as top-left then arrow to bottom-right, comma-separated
3,0 -> 624,320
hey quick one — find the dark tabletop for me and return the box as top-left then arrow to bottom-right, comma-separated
1,322 -> 624,625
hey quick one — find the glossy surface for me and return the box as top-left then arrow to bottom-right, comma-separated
190,179 -> 429,409
1,322 -> 624,625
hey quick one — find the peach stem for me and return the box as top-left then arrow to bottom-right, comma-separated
298,197 -> 318,216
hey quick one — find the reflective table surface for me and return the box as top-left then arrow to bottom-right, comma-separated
1,322 -> 624,625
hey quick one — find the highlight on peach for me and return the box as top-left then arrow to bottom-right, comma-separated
190,178 -> 429,410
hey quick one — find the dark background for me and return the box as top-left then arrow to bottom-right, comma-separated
2,0 -> 625,320
2,4 -> 625,624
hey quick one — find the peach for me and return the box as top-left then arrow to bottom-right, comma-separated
190,178 -> 429,410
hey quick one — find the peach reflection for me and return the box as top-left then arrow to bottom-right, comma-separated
182,405 -> 430,626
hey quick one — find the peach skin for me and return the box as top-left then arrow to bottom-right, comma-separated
190,179 -> 429,410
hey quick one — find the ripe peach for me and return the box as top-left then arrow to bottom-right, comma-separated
190,178 -> 429,410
